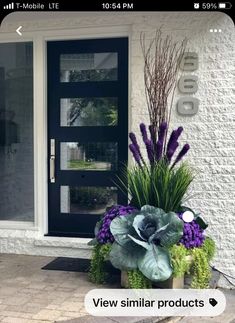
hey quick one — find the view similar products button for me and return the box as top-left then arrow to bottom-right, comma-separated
85,289 -> 226,317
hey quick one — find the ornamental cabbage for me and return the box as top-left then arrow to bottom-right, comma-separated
109,205 -> 184,282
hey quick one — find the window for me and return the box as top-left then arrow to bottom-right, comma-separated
60,97 -> 118,127
0,42 -> 34,221
60,52 -> 118,82
60,142 -> 118,171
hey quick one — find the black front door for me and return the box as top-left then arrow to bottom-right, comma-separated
47,38 -> 128,237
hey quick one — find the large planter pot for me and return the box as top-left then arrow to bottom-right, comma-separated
121,271 -> 130,288
121,271 -> 184,289
153,276 -> 184,289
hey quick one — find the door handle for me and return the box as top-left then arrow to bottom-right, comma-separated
50,156 -> 55,183
50,139 -> 55,183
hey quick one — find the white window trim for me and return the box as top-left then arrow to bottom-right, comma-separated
0,24 -> 132,237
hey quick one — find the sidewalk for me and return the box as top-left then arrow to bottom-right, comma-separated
0,254 -> 234,323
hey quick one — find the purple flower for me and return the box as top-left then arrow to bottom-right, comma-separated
139,123 -> 155,165
167,130 -> 177,150
178,213 -> 205,249
158,122 -> 167,142
155,122 -> 167,161
97,205 -> 137,244
129,132 -> 145,166
128,122 -> 188,167
166,127 -> 184,161
129,144 -> 142,167
149,125 -> 156,145
147,125 -> 157,160
166,141 -> 179,163
140,123 -> 148,143
155,140 -> 163,161
129,132 -> 139,149
176,126 -> 183,139
145,139 -> 154,165
172,144 -> 190,167
166,129 -> 180,163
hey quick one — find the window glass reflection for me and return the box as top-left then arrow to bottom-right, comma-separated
60,186 -> 117,214
60,52 -> 118,82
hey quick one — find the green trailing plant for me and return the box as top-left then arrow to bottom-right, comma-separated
89,243 -> 112,284
109,205 -> 183,282
127,270 -> 152,289
170,240 -> 215,288
169,239 -> 215,288
169,244 -> 191,278
118,160 -> 194,211
190,248 -> 211,289
99,243 -> 112,259
201,237 -> 216,261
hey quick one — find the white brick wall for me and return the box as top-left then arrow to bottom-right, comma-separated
0,12 -> 235,288
128,12 -> 235,289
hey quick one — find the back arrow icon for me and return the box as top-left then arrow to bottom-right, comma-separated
16,26 -> 22,36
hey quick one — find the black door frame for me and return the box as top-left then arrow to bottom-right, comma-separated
47,37 -> 128,237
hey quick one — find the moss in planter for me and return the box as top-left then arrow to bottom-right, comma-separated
190,248 -> 211,289
169,244 -> 191,278
127,270 -> 152,289
201,237 -> 216,261
189,238 -> 216,289
170,239 -> 216,289
89,243 -> 112,284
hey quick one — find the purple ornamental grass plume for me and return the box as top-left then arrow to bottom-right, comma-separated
167,126 -> 183,151
148,124 -> 159,161
167,130 -> 177,152
145,139 -> 155,165
148,125 -> 156,146
140,123 -> 148,142
140,123 -> 154,164
129,132 -> 145,165
158,122 -> 168,142
166,141 -> 179,163
155,121 -> 167,161
176,126 -> 183,139
129,132 -> 140,151
129,122 -> 189,167
171,143 -> 190,168
166,126 -> 184,163
156,140 -> 163,161
129,143 -> 142,167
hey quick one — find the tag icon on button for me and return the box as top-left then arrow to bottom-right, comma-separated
209,298 -> 218,307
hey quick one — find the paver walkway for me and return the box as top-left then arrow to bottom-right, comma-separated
0,254 -> 97,322
0,254 -> 234,323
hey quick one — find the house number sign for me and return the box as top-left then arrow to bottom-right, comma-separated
177,52 -> 199,116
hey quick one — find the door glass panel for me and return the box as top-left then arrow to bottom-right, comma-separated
61,186 -> 117,214
0,42 -> 34,222
60,52 -> 117,82
60,97 -> 118,127
61,142 -> 118,171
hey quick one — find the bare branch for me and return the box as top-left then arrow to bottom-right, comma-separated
140,28 -> 187,137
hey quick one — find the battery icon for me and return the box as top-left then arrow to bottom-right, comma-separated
218,2 -> 232,9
